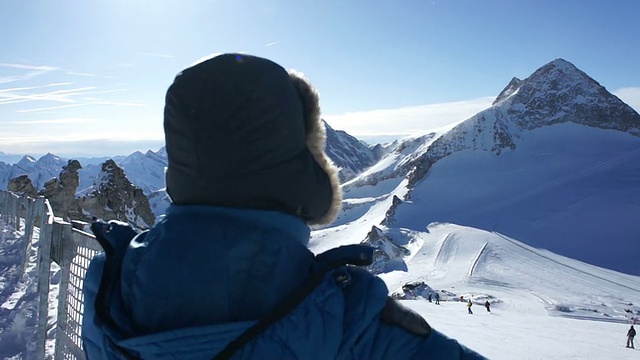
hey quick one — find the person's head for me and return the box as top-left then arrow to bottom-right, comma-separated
163,53 -> 342,226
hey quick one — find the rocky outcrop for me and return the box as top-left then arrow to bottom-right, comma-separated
362,226 -> 409,274
380,195 -> 403,226
324,121 -> 381,182
7,175 -> 38,198
37,160 -> 83,220
78,159 -> 155,229
390,281 -> 434,300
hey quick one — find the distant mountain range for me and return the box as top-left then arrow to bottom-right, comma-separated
1,58 -> 639,275
0,121 -> 381,217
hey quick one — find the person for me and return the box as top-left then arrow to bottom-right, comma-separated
485,300 -> 491,313
428,292 -> 432,303
435,292 -> 440,305
628,325 -> 636,348
81,53 -> 486,359
467,299 -> 474,314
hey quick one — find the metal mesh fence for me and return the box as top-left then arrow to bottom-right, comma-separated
0,190 -> 103,360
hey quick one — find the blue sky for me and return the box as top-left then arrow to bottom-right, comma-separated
1,0 -> 639,157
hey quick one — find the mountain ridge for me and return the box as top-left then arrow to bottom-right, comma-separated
334,58 -> 640,275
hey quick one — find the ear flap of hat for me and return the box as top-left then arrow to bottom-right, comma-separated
289,71 -> 342,226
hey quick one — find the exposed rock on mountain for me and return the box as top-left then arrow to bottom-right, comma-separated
77,148 -> 168,197
380,195 -> 403,226
492,59 -> 640,134
37,160 -> 83,220
322,121 -> 381,182
493,77 -> 523,105
7,175 -> 37,198
362,226 -> 409,274
390,281 -> 434,300
78,159 -> 155,228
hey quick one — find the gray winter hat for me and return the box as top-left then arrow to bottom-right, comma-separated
164,53 -> 341,225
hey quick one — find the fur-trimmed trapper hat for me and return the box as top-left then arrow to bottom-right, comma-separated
164,53 -> 342,225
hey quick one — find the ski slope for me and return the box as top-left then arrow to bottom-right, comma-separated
309,122 -> 640,358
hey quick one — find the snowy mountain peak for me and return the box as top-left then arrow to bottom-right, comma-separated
494,58 -> 640,134
37,152 -> 62,165
493,77 -> 523,105
16,155 -> 37,167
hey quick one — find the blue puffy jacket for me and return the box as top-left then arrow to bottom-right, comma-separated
82,205 -> 486,359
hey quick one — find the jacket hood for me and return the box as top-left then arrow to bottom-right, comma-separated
164,53 -> 341,225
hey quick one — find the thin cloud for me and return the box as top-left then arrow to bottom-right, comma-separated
15,99 -> 144,113
0,63 -> 58,85
0,63 -> 58,71
266,41 -> 282,47
3,118 -> 97,125
66,71 -> 101,77
0,136 -> 165,157
16,104 -> 86,113
0,86 -> 97,104
0,86 -> 134,109
0,83 -> 73,93
324,96 -> 495,140
86,100 -> 145,107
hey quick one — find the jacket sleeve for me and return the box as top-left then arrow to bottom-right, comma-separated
82,253 -> 108,359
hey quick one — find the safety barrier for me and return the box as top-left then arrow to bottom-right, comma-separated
0,190 -> 103,359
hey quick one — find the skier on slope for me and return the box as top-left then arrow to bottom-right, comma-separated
628,325 -> 636,348
467,299 -> 474,314
80,53 -> 486,359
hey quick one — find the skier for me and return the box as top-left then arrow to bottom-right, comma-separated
485,300 -> 491,312
80,53 -> 486,359
435,292 -> 440,305
428,292 -> 432,303
467,299 -> 474,314
628,325 -> 636,348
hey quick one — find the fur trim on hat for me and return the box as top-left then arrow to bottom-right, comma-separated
289,71 -> 342,226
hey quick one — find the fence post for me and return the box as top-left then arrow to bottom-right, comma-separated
23,196 -> 36,241
35,198 -> 53,360
12,193 -> 20,231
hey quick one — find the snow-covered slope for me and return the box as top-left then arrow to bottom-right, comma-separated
395,123 -> 640,275
0,221 -> 59,360
320,58 -> 640,275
